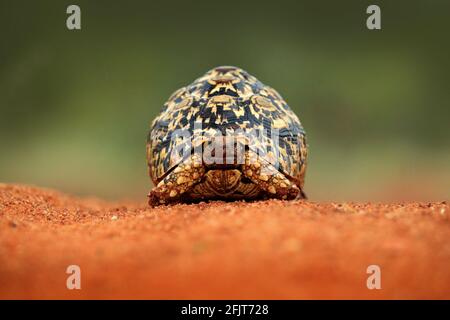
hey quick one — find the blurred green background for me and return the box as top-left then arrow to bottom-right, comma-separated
0,0 -> 449,201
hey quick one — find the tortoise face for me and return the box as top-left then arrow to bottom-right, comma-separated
147,66 -> 308,205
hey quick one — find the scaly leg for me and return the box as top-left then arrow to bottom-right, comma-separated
148,155 -> 205,206
241,151 -> 302,200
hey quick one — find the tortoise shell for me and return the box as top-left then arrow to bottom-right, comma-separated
147,66 -> 307,205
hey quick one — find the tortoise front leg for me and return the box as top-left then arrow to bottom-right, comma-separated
241,151 -> 303,200
148,155 -> 205,206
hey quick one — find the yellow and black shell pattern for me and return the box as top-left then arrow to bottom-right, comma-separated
147,66 -> 307,191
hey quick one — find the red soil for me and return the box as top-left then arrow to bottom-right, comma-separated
0,184 -> 449,299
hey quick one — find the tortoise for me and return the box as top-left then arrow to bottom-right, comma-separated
147,66 -> 307,206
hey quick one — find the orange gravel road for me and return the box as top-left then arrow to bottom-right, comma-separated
0,184 -> 449,299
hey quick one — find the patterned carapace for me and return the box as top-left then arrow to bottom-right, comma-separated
147,66 -> 307,205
